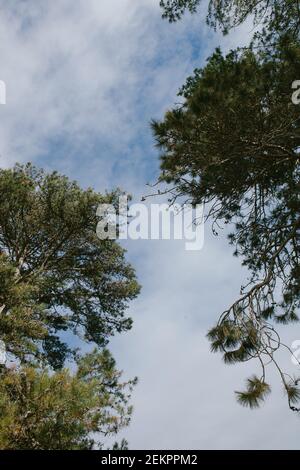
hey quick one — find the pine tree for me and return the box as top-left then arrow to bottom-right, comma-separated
0,163 -> 140,369
0,163 -> 140,448
0,349 -> 137,449
160,0 -> 300,42
151,39 -> 300,410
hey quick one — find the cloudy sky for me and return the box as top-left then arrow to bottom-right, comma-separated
0,0 -> 299,449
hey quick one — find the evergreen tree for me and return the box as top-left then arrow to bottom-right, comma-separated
160,0 -> 300,41
151,40 -> 300,410
0,349 -> 136,449
0,163 -> 140,448
0,164 -> 140,369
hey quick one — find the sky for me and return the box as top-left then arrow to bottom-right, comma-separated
0,0 -> 299,449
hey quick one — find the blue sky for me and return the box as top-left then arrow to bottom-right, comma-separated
0,0 -> 299,449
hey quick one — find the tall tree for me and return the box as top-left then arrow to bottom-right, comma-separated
0,164 -> 140,369
151,40 -> 300,410
0,349 -> 136,450
0,163 -> 140,449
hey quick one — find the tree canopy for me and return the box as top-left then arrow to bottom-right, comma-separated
0,349 -> 136,449
0,164 -> 140,449
152,39 -> 300,410
0,164 -> 140,369
160,0 -> 300,40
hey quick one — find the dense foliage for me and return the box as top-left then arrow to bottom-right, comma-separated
0,350 -> 136,449
152,39 -> 300,409
0,164 -> 140,369
160,0 -> 300,40
0,164 -> 140,448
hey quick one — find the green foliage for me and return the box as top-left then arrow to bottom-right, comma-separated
286,382 -> 300,406
152,39 -> 300,410
160,0 -> 201,22
0,349 -> 137,450
0,164 -> 140,368
111,438 -> 129,450
160,0 -> 300,41
236,376 -> 271,409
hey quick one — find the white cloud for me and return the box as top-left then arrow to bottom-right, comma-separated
0,0 -> 298,450
0,1 -> 198,170
109,235 -> 300,449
